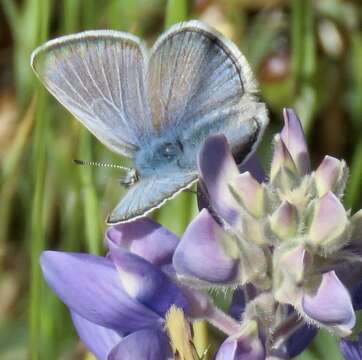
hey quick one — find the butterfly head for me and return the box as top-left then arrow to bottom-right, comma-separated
120,168 -> 139,188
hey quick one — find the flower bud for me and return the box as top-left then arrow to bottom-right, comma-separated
281,108 -> 310,175
228,172 -> 266,219
273,244 -> 310,306
237,235 -> 269,286
269,201 -> 298,241
314,156 -> 348,197
241,215 -> 268,246
270,135 -> 299,190
350,210 -> 362,245
307,192 -> 349,254
270,135 -> 297,179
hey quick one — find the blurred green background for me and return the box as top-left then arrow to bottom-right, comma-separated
0,0 -> 361,359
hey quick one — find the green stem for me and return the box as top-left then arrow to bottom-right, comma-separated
345,139 -> 362,210
29,0 -> 51,357
29,88 -> 47,360
165,0 -> 187,29
79,130 -> 102,254
1,0 -> 20,38
291,0 -> 317,135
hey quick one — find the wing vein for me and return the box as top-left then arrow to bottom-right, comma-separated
47,80 -> 94,115
55,64 -> 91,109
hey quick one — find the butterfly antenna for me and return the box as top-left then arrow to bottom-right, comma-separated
73,159 -> 131,171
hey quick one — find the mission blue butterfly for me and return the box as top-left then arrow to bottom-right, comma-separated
31,20 -> 268,224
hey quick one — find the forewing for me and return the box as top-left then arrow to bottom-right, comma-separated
107,174 -> 197,224
31,30 -> 152,156
147,20 -> 268,149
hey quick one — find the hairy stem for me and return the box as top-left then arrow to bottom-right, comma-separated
270,312 -> 305,352
204,303 -> 240,336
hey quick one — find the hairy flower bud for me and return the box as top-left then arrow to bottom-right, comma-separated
307,192 -> 349,254
270,135 -> 299,189
273,244 -> 311,305
280,108 -> 310,175
314,156 -> 348,197
228,172 -> 266,219
269,201 -> 298,241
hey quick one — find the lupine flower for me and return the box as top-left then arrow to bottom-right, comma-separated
40,218 -> 191,360
41,218 -> 238,359
173,108 -> 362,357
41,108 -> 362,359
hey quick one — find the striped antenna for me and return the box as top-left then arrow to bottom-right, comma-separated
73,159 -> 131,171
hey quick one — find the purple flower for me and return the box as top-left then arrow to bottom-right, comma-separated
173,208 -> 241,285
280,108 -> 310,175
40,108 -> 362,359
340,334 -> 362,360
302,271 -> 355,335
41,217 -> 232,359
40,218 -> 190,359
40,250 -> 177,359
105,217 -> 178,267
198,134 -> 241,225
173,108 -> 362,358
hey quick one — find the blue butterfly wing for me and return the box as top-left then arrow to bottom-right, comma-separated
147,20 -> 268,153
107,173 -> 197,224
31,30 -> 152,156
108,21 -> 269,223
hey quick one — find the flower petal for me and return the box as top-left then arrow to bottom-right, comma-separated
40,251 -> 162,333
198,154 -> 265,218
280,108 -> 310,175
285,324 -> 317,358
215,321 -> 265,360
71,311 -> 122,360
108,329 -> 171,360
106,218 -> 178,266
109,247 -> 188,318
270,135 -> 297,181
351,278 -> 362,311
229,288 -> 246,321
239,153 -> 266,183
229,172 -> 265,218
198,135 -> 240,224
196,179 -> 224,226
302,271 -> 355,334
340,335 -> 362,360
173,209 -> 239,284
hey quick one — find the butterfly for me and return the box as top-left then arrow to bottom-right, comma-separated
31,20 -> 268,224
